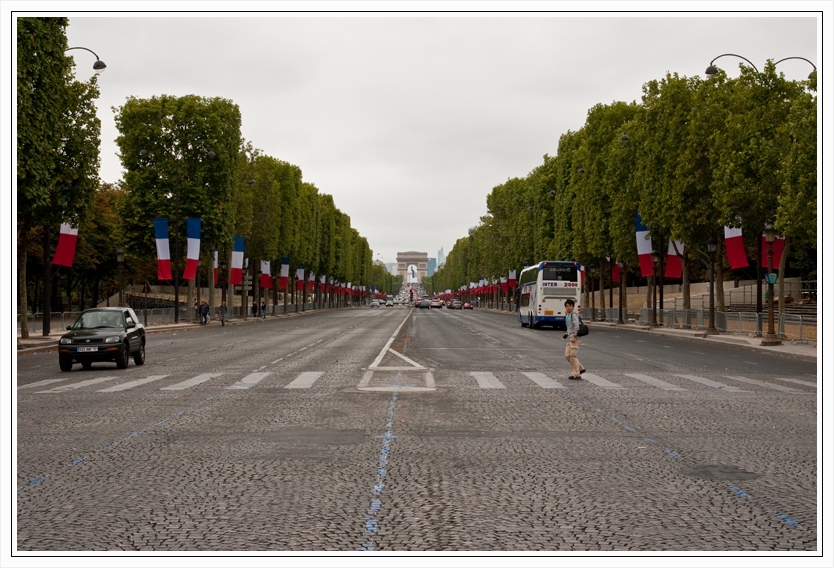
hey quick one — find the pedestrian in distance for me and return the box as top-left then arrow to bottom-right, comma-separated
563,298 -> 586,380
260,300 -> 266,319
220,301 -> 228,327
200,301 -> 209,326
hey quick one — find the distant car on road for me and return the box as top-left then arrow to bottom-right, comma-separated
430,300 -> 442,309
418,300 -> 431,309
451,301 -> 462,310
385,299 -> 394,307
370,300 -> 380,308
463,303 -> 474,310
58,307 -> 145,371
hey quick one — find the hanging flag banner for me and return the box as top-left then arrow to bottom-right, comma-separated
308,272 -> 315,292
182,218 -> 201,280
508,269 -> 517,288
279,257 -> 290,290
319,274 -> 326,292
724,226 -> 748,270
635,213 -> 654,277
579,265 -> 585,288
52,223 -> 79,267
760,235 -> 786,268
153,218 -> 172,280
296,267 -> 305,291
665,240 -> 684,279
500,276 -> 509,293
612,260 -> 621,284
213,249 -> 219,285
230,236 -> 244,285
260,260 -> 272,289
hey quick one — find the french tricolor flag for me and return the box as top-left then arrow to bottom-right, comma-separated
230,236 -> 244,285
635,213 -> 654,277
296,267 -> 305,291
213,249 -> 219,285
606,257 -> 621,284
153,218 -> 172,280
52,223 -> 79,267
724,226 -> 748,270
665,240 -> 684,279
279,258 -> 290,290
308,272 -> 315,292
182,218 -> 201,280
319,274 -> 326,292
508,269 -> 517,288
500,276 -> 508,293
260,260 -> 273,289
579,265 -> 585,288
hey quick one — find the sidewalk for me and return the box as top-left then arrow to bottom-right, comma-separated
15,308 -> 320,356
480,307 -> 818,361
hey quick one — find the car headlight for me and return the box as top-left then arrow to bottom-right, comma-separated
60,337 -> 73,344
105,336 -> 121,343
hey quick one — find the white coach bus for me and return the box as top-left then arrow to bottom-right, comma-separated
517,260 -> 582,329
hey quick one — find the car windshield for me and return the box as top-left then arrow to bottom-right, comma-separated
73,311 -> 123,329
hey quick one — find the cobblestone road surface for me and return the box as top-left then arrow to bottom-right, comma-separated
15,306 -> 818,553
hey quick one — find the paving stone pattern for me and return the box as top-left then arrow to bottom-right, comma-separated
16,308 -> 817,551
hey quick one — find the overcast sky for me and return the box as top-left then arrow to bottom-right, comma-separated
61,9 -> 820,271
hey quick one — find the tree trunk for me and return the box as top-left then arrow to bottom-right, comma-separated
42,225 -> 52,336
207,251 -> 215,312
18,236 -> 29,338
681,253 -> 690,310
716,238 -> 725,312
645,277 -> 651,310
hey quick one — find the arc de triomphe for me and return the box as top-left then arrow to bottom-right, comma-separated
396,251 -> 428,284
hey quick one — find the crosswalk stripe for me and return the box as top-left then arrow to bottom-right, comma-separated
37,376 -> 119,393
673,374 -> 747,392
226,372 -> 271,390
624,373 -> 686,391
160,373 -> 222,391
581,373 -> 626,389
98,375 -> 169,392
18,379 -> 67,390
772,377 -> 817,388
285,372 -> 323,389
470,372 -> 505,389
723,375 -> 803,393
521,372 -> 566,389
425,372 -> 435,388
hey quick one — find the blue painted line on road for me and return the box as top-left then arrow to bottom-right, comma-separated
731,487 -> 750,497
595,408 -> 602,413
175,411 -> 184,416
70,459 -> 83,466
28,478 -> 45,486
131,431 -> 142,437
624,426 -> 635,432
777,514 -> 801,527
373,483 -> 384,494
644,438 -> 655,443
206,396 -> 213,400
666,449 -> 680,457
360,545 -> 374,551
156,421 -> 165,426
369,499 -> 381,511
609,416 -> 618,423
379,457 -> 388,465
103,442 -> 118,451
365,520 -> 378,533
192,403 -> 200,408
377,469 -> 387,478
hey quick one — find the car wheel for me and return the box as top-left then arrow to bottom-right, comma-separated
81,361 -> 93,370
59,357 -> 73,372
116,342 -> 130,369
133,342 -> 145,365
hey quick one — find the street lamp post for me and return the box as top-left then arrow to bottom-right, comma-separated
706,237 -> 718,335
116,248 -> 125,306
650,251 -> 660,328
761,222 -> 782,346
617,260 -> 625,325
66,46 -> 106,73
220,257 -> 227,307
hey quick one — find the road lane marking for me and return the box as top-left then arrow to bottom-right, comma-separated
226,372 -> 271,390
581,373 -> 626,389
97,375 -> 169,392
18,379 -> 67,390
772,377 -> 817,388
386,349 -> 425,369
725,376 -> 803,393
285,372 -> 323,389
521,372 -> 566,389
358,371 -> 374,388
624,373 -> 686,391
673,374 -> 747,392
369,312 -> 414,369
470,372 -> 505,389
425,372 -> 435,388
160,373 -> 223,390
37,376 -> 119,393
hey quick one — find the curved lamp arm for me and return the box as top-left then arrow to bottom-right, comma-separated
66,46 -> 106,72
705,53 -> 758,75
774,56 -> 817,79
